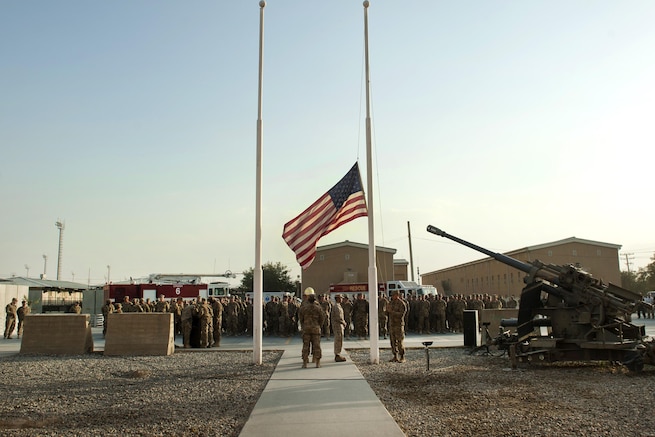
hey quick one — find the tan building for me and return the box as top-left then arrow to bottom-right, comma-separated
393,259 -> 409,281
421,237 -> 622,297
302,241 -> 396,293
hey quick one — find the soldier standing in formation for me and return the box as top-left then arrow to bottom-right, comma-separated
298,287 -> 325,368
352,293 -> 369,339
154,294 -> 170,313
181,299 -> 195,348
330,294 -> 347,362
341,296 -> 353,339
16,300 -> 31,339
211,297 -> 223,347
196,298 -> 213,348
378,292 -> 388,339
319,294 -> 332,339
101,299 -> 114,337
386,290 -> 408,363
4,298 -> 18,339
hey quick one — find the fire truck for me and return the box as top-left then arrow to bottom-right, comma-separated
328,282 -> 386,301
103,282 -> 209,303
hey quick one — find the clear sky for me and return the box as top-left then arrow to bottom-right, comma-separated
2,1 -> 654,286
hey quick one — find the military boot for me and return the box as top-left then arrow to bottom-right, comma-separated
302,359 -> 308,368
315,359 -> 321,368
399,353 -> 406,363
335,355 -> 346,362
389,354 -> 398,362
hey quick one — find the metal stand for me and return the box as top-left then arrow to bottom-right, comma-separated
422,341 -> 433,370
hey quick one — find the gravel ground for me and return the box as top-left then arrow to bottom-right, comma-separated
0,350 -> 281,437
350,347 -> 655,437
3,347 -> 654,437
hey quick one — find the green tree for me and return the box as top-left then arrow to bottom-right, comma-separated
240,262 -> 296,294
636,253 -> 655,292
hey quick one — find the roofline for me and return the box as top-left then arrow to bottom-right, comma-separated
316,240 -> 397,254
422,236 -> 622,276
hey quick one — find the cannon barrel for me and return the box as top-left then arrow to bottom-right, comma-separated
426,225 -> 537,275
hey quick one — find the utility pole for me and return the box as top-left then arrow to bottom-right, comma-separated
42,254 -> 48,279
623,253 -> 635,273
407,221 -> 415,282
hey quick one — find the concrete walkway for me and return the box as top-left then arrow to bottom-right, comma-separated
238,344 -> 405,437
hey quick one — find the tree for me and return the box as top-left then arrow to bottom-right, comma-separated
239,262 -> 296,294
636,253 -> 655,292
621,253 -> 655,296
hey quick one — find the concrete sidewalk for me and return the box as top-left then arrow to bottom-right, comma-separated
238,344 -> 405,437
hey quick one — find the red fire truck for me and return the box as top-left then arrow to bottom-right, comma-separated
103,283 -> 209,303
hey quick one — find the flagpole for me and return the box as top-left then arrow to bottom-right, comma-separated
253,0 -> 266,365
363,0 -> 379,364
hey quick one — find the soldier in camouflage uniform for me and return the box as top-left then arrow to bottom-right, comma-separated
378,292 -> 389,339
101,299 -> 114,338
298,288 -> 326,368
341,296 -> 353,339
211,297 -> 223,347
352,293 -> 369,339
181,300 -> 195,348
386,290 -> 408,362
154,294 -> 170,313
319,294 -> 332,339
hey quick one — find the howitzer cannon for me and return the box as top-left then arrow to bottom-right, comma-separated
427,225 -> 655,372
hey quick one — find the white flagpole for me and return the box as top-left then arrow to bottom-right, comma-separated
253,0 -> 266,365
363,0 -> 379,364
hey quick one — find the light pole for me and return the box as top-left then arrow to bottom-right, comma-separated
24,264 -> 29,278
55,220 -> 65,281
106,265 -> 111,284
42,254 -> 47,279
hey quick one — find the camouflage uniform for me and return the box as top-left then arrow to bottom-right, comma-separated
4,299 -> 18,339
196,299 -> 213,348
211,298 -> 223,347
330,296 -> 347,360
298,296 -> 326,367
16,301 -> 31,338
378,294 -> 389,338
100,300 -> 114,337
386,293 -> 408,362
352,294 -> 369,339
435,296 -> 447,333
341,298 -> 353,338
181,301 -> 194,348
154,295 -> 170,313
418,296 -> 430,334
319,295 -> 332,338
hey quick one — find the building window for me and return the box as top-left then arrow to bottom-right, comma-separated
572,250 -> 577,256
319,255 -> 324,261
548,250 -> 553,257
345,254 -> 350,261
596,249 -> 601,256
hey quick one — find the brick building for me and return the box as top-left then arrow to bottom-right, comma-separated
420,237 -> 622,297
301,241 -> 397,293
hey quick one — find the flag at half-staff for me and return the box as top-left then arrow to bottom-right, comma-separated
283,162 -> 368,269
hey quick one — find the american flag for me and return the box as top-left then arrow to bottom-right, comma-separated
283,163 -> 368,269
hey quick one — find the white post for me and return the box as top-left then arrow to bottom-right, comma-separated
253,0 -> 266,365
363,0 -> 379,364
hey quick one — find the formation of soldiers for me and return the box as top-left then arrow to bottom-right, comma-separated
101,294 -> 254,348
97,291 -> 519,347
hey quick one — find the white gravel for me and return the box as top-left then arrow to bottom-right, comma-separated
0,350 -> 281,436
350,347 -> 655,437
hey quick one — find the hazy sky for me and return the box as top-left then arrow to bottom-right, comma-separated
2,1 -> 654,286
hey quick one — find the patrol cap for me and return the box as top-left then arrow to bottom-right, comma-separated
304,287 -> 315,296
